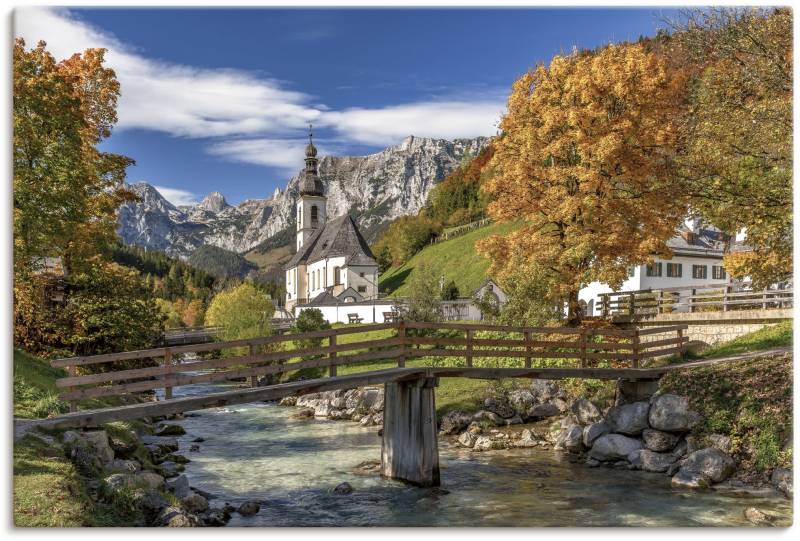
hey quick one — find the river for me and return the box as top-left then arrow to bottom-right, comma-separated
165,381 -> 792,527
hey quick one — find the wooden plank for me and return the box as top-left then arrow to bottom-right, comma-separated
397,322 -> 406,368
524,330 -> 532,368
465,329 -> 473,368
249,344 -> 258,387
329,334 -> 337,377
426,367 -> 655,381
56,336 -> 404,388
404,348 -> 636,361
639,345 -> 684,359
59,348 -> 405,401
41,368 -> 427,430
402,321 -> 635,336
631,330 -> 640,369
404,336 -> 584,349
163,349 -> 173,400
636,325 -> 688,336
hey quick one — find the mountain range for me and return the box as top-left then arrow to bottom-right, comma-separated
117,135 -> 489,262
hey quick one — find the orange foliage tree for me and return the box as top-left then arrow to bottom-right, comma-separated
478,43 -> 689,324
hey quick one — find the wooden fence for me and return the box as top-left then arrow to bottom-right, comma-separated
51,321 -> 688,412
598,284 -> 793,317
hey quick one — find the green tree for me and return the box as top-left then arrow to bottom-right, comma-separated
205,282 -> 274,341
440,280 -> 460,301
400,263 -> 442,322
290,308 -> 332,381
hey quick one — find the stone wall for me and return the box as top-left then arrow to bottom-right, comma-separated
619,308 -> 791,347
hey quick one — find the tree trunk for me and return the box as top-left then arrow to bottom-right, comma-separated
566,290 -> 582,326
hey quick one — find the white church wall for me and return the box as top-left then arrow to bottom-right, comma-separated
295,301 -> 398,324
346,265 -> 379,299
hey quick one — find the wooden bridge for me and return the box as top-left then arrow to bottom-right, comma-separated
43,321 -> 689,487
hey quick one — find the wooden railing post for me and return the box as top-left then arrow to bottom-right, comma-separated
657,290 -> 664,314
465,329 -> 473,368
524,330 -> 532,368
249,344 -> 258,387
762,290 -> 768,310
677,327 -> 685,361
629,293 -> 636,316
631,330 -> 640,369
67,365 -> 78,412
397,321 -> 406,368
689,288 -> 696,313
600,294 -> 609,318
163,349 -> 173,400
329,334 -> 337,377
723,285 -> 731,311
579,329 -> 587,368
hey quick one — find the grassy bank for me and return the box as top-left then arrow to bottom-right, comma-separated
694,320 -> 792,359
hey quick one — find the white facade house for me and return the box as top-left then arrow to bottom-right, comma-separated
579,223 -> 732,316
285,132 -> 380,311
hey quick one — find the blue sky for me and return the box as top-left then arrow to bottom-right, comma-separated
15,7 -> 676,205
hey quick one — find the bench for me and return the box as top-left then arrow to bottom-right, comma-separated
347,313 -> 363,324
383,311 -> 400,323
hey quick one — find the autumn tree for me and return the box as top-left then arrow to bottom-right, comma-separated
669,8 -> 792,287
205,282 -> 275,341
478,43 -> 689,324
13,39 -> 133,276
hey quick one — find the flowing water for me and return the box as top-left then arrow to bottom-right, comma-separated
165,381 -> 792,527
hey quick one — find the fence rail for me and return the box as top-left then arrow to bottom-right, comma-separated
51,321 -> 687,412
598,284 -> 793,317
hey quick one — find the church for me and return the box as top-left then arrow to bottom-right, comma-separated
284,132 -> 380,311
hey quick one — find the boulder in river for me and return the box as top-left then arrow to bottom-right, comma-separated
583,422 -> 610,448
527,403 -> 561,420
507,389 -> 537,415
642,429 -> 680,452
557,425 -> 585,453
156,506 -> 201,527
770,468 -> 793,498
439,410 -> 472,435
606,402 -> 650,435
670,469 -> 710,489
182,491 -> 210,513
334,482 -> 354,495
588,434 -> 642,461
167,474 -> 191,499
744,507 -> 774,526
571,398 -> 602,425
530,379 -> 563,402
472,410 -> 504,426
638,450 -> 677,473
106,459 -> 141,474
484,397 -> 515,419
457,431 -> 478,448
237,501 -> 261,516
131,488 -> 169,519
649,394 -> 701,432
156,424 -> 186,436
679,447 -> 735,484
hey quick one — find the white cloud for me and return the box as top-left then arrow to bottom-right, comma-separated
14,7 -> 504,165
320,101 -> 504,146
153,185 -> 200,206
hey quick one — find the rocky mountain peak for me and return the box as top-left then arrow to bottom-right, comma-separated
197,191 -> 229,213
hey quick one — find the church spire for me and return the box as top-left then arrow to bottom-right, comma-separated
300,123 -> 323,195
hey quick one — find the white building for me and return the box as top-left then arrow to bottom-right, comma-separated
579,222 -> 732,316
285,132 -> 380,311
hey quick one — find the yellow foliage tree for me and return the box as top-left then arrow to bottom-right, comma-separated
478,43 -> 689,324
205,282 -> 274,342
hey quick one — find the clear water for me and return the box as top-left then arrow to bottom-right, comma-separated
165,381 -> 792,527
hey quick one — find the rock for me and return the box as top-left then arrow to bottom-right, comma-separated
158,461 -> 182,478
744,507 -> 774,526
666,462 -> 681,476
467,422 -> 483,435
439,410 -> 473,435
155,424 -> 186,436
330,396 -> 348,409
167,474 -> 191,499
606,401 -> 650,435
140,436 -> 179,454
649,394 -> 701,432
484,397 -> 515,419
582,422 -> 610,448
559,425 -> 585,453
81,430 -> 115,465
352,460 -> 381,475
62,430 -> 81,445
182,491 -> 210,513
551,398 -> 569,413
671,469 -> 710,489
507,389 -> 537,415
472,410 -> 504,426
156,506 -> 201,527
530,379 -> 563,402
672,438 -> 689,458
473,435 -> 504,451
638,450 -> 677,473
135,471 -> 166,490
770,468 -> 793,498
71,446 -> 101,476
515,429 -> 538,448
314,402 -> 332,418
526,403 -> 561,420
191,437 -> 205,443
237,501 -> 260,516
681,448 -> 736,484
627,450 -> 643,469
108,432 -> 139,458
278,396 -> 297,406
642,429 -> 680,452
585,458 -> 601,468
457,431 -> 477,448
107,459 -> 141,474
202,508 -> 230,527
503,414 -> 523,426
132,488 -> 169,518
706,433 -> 732,454
588,434 -> 643,462
328,409 -> 350,420
333,482 -> 353,495
189,444 -> 201,452
571,398 -> 602,425
291,408 -> 315,420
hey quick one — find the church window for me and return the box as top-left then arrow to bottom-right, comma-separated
334,267 -> 341,285
311,205 -> 319,226
357,285 -> 367,293
298,206 -> 302,228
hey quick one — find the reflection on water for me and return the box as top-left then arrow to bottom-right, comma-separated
165,382 -> 792,527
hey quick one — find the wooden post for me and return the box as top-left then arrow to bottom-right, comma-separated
677,328 -> 685,362
524,330 -> 532,369
397,321 -> 406,368
164,349 -> 173,400
579,329 -> 588,368
657,290 -> 664,314
689,288 -> 696,313
723,285 -> 731,311
381,376 -> 440,487
465,329 -> 473,368
600,294 -> 609,318
329,334 -> 337,377
762,290 -> 768,310
68,365 -> 78,412
249,344 -> 258,387
631,330 -> 640,369
629,293 -> 636,316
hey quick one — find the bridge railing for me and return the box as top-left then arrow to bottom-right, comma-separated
51,321 -> 687,412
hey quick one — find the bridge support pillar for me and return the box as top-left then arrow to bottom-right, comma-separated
616,378 -> 660,404
381,376 -> 440,487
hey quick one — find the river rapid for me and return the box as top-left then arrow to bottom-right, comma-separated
166,382 -> 792,527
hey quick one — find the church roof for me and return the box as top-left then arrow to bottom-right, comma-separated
284,214 -> 377,269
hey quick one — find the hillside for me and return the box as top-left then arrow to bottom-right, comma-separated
188,244 -> 256,280
379,221 -> 520,297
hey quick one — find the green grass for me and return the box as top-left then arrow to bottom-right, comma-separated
660,352 -> 792,482
14,349 -> 70,419
379,221 -> 521,297
696,321 -> 792,358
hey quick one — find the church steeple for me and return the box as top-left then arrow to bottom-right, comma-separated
299,124 -> 324,196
